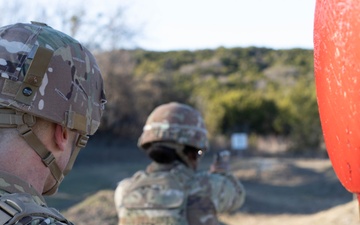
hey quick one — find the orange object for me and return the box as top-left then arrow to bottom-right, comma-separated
314,0 -> 360,200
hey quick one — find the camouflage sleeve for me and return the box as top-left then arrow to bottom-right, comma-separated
0,192 -> 74,225
14,216 -> 73,225
114,177 -> 133,215
201,172 -> 246,213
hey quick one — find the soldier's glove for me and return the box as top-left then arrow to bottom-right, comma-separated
210,150 -> 231,173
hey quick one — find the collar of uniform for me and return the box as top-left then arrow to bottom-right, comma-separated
146,162 -> 171,172
146,161 -> 194,175
0,170 -> 46,205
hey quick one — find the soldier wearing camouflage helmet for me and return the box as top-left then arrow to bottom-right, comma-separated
0,22 -> 106,224
114,102 -> 245,225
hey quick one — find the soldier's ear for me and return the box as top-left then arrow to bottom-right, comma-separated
54,124 -> 69,152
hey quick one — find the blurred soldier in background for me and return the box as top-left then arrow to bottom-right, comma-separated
0,22 -> 106,224
114,102 -> 245,225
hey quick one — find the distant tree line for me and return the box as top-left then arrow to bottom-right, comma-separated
95,47 -> 322,153
0,3 -> 321,154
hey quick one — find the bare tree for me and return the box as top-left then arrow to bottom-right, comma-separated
0,0 -> 140,51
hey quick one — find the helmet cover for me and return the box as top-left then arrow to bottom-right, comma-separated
138,102 -> 208,150
0,22 -> 106,135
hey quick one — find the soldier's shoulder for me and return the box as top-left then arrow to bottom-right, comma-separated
117,170 -> 146,185
14,216 -> 73,225
115,170 -> 147,195
0,193 -> 72,225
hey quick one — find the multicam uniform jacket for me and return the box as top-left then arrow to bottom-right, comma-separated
114,161 -> 245,225
0,171 -> 73,225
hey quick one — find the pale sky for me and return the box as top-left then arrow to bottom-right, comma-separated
2,0 -> 317,51
123,0 -> 317,51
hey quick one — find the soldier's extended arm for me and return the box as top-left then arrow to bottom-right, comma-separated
205,150 -> 246,213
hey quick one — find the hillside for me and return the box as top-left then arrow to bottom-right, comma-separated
95,47 -> 320,153
53,156 -> 356,225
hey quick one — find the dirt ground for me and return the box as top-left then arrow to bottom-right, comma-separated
219,157 -> 357,225
57,155 -> 358,225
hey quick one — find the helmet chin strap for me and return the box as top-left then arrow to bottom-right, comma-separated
19,124 -> 65,195
0,108 -> 87,195
41,134 -> 87,195
63,134 -> 88,176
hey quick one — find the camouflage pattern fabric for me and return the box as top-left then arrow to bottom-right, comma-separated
114,162 -> 245,225
0,171 -> 73,225
0,22 -> 106,135
138,102 -> 208,151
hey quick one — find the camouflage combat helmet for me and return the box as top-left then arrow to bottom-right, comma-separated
138,102 -> 208,151
0,22 -> 106,195
0,21 -> 106,134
